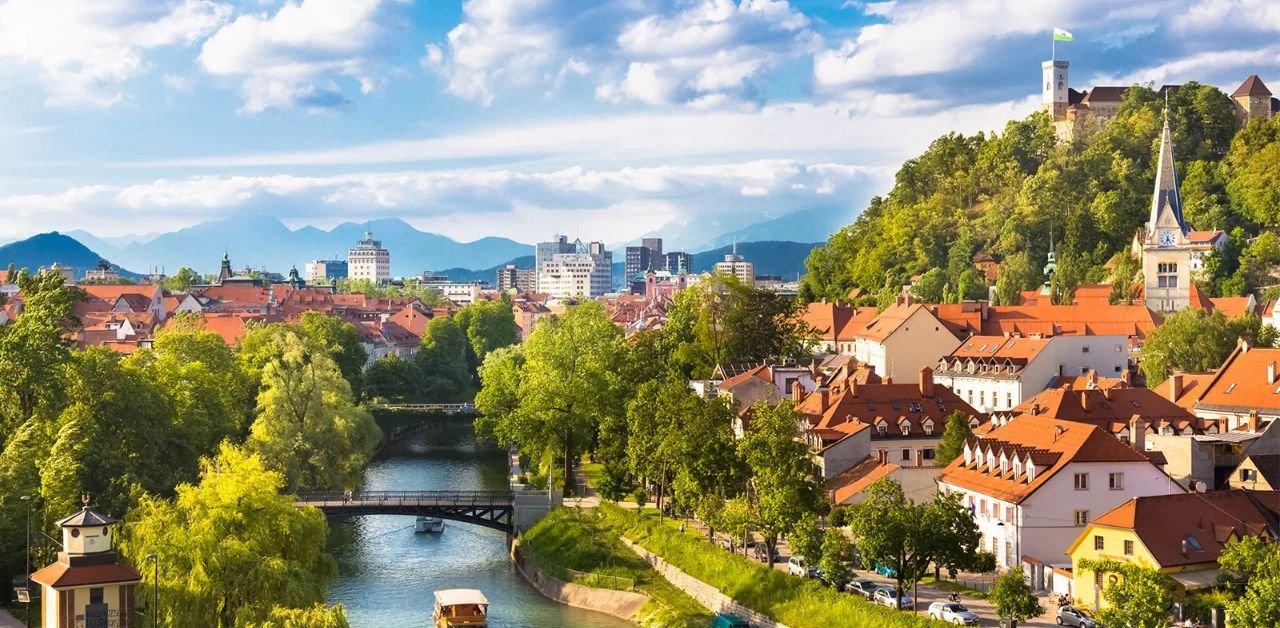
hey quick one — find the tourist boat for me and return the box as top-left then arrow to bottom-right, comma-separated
433,589 -> 489,627
415,516 -> 445,534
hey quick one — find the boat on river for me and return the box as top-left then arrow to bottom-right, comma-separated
433,589 -> 489,627
415,516 -> 445,533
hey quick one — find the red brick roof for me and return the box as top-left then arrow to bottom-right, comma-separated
1010,386 -> 1202,435
827,455 -> 899,503
799,368 -> 981,442
1192,344 -> 1280,412
1088,490 -> 1280,567
31,562 -> 141,588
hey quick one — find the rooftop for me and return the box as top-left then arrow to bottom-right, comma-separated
1086,490 -> 1280,567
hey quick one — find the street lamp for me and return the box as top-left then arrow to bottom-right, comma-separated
19,495 -> 31,627
145,553 -> 158,627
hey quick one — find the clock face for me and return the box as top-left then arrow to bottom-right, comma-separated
1158,230 -> 1177,247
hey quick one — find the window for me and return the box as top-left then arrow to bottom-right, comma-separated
877,423 -> 887,435
902,448 -> 911,461
1124,540 -> 1134,556
924,422 -> 934,435
923,448 -> 936,460
1242,468 -> 1258,482
980,499 -> 988,516
1186,535 -> 1203,551
1005,506 -> 1014,522
1006,392 -> 1013,407
1082,346 -> 1090,353
1077,510 -> 1091,526
1109,472 -> 1124,490
1005,541 -> 1013,567
1074,473 -> 1089,490
909,401 -> 922,413
901,423 -> 910,436
90,588 -> 103,605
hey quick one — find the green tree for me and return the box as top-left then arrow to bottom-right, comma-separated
258,605 -> 350,628
818,527 -> 855,588
790,513 -> 823,567
120,444 -> 343,627
1108,251 -> 1141,305
454,299 -> 519,364
934,411 -> 974,466
0,270 -> 83,442
1077,559 -> 1172,628
1139,309 -> 1274,384
1218,534 -> 1280,626
994,251 -> 1037,305
416,316 -> 471,397
912,268 -> 946,303
679,276 -> 815,377
848,478 -> 980,607
246,332 -> 381,491
297,312 -> 368,399
363,354 -> 421,402
738,400 -> 825,559
0,417 -> 55,576
989,566 -> 1044,624
161,267 -> 202,292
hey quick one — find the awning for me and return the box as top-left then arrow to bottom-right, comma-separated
1168,569 -> 1222,590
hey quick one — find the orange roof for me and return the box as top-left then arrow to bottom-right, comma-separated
798,369 -> 982,442
970,304 -> 1160,340
936,415 -> 1163,503
31,561 -> 141,588
1087,490 -> 1279,567
385,304 -> 434,339
187,313 -> 271,345
802,301 -> 857,341
826,455 -> 899,503
857,302 -> 944,342
77,285 -> 160,301
1209,296 -> 1256,319
1163,372 -> 1217,410
1193,344 -> 1280,412
1187,230 -> 1226,245
717,363 -> 772,391
949,335 -> 1051,361
1010,386 -> 1202,435
1048,374 -> 1129,391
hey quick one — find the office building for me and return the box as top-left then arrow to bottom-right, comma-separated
538,239 -> 612,298
304,259 -> 348,282
663,251 -> 693,274
497,264 -> 536,292
348,231 -> 391,283
713,244 -> 754,287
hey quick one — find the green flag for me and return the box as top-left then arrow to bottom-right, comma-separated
1053,28 -> 1073,42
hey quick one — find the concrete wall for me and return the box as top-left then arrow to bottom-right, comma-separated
511,544 -> 650,621
622,538 -> 789,628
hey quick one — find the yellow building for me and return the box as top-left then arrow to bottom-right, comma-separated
1228,453 -> 1279,491
31,501 -> 142,628
1066,490 -> 1279,611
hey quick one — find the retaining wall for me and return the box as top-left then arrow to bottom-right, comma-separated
622,538 -> 788,628
511,543 -> 650,621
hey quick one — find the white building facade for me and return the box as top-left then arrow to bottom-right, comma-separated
347,232 -> 391,283
538,249 -> 612,298
853,302 -> 962,383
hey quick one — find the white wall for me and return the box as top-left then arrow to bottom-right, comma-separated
880,308 -> 961,382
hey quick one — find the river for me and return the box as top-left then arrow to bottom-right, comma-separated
326,417 -> 635,628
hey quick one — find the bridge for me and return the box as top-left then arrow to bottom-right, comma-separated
296,490 -> 515,533
370,403 -> 477,414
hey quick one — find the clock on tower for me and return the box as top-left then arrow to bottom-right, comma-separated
1158,230 -> 1177,247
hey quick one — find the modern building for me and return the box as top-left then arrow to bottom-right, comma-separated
624,238 -> 665,294
538,239 -> 613,299
663,251 -> 693,274
347,231 -> 391,283
304,259 -> 348,282
936,416 -> 1183,589
534,235 -> 577,292
496,264 -> 536,293
714,244 -> 754,287
418,275 -> 483,306
31,501 -> 142,628
82,259 -> 119,282
934,334 -> 1130,413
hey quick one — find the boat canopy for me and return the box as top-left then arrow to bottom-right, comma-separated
434,589 -> 489,608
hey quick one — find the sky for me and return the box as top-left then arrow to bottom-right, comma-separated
1,0 -> 1279,245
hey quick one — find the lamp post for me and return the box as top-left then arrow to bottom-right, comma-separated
19,496 -> 31,626
145,553 -> 158,627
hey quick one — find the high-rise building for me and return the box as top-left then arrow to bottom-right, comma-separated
497,264 -> 536,292
625,238 -> 666,294
641,238 -> 663,257
347,231 -> 391,283
714,244 -> 754,287
304,259 -> 348,282
538,239 -> 612,298
663,251 -> 693,274
535,235 -> 576,292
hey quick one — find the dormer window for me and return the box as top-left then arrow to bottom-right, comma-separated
1013,457 -> 1022,478
900,421 -> 911,436
877,422 -> 888,435
923,420 -> 935,435
963,442 -> 973,465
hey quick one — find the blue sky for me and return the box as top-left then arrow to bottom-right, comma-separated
1,0 -> 1279,244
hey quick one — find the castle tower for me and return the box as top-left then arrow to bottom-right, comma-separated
1232,75 -> 1273,122
1042,59 -> 1069,120
1138,113 -> 1193,312
30,498 -> 142,628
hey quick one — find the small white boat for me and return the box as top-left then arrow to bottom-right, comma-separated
433,588 -> 488,627
415,516 -> 445,534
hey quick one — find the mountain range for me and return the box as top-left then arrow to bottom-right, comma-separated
0,233 -> 138,279
65,216 -> 531,277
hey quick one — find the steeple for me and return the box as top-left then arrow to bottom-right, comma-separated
1148,106 -> 1187,235
218,249 -> 233,285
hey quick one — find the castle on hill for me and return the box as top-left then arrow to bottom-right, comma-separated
1042,58 -> 1278,141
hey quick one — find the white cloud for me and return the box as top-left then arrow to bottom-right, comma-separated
1172,0 -> 1280,33
0,0 -> 231,107
1089,45 -> 1280,88
198,0 -> 403,113
163,73 -> 196,93
0,160 -> 882,242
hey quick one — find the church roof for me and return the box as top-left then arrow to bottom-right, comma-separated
1149,116 -> 1187,234
1232,75 -> 1272,98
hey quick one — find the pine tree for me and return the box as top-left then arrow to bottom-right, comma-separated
935,410 -> 974,466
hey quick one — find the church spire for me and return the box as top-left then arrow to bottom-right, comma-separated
1148,105 -> 1187,235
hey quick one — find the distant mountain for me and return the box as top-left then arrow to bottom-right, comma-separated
0,232 -> 137,279
631,206 -> 857,252
70,216 -> 531,276
67,229 -> 164,252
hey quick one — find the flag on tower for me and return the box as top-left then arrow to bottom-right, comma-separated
1053,28 -> 1073,42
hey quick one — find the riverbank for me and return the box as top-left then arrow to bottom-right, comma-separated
520,507 -> 712,627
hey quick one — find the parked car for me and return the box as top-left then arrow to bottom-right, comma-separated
928,602 -> 980,625
1057,605 -> 1099,627
844,579 -> 879,599
871,562 -> 898,578
711,612 -> 750,628
872,588 -> 914,610
787,556 -> 819,578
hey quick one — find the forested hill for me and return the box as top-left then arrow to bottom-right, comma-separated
800,82 -> 1280,306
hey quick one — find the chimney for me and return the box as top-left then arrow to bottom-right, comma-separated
1240,338 -> 1251,352
849,378 -> 859,398
1054,424 -> 1066,442
895,294 -> 905,307
919,367 -> 935,397
1121,369 -> 1132,386
1268,362 -> 1276,385
1130,415 -> 1146,453
819,389 -> 830,413
1102,386 -> 1113,401
1086,369 -> 1098,389
791,380 -> 804,403
1080,390 -> 1091,412
1168,374 -> 1184,402
1248,409 -> 1260,433
980,299 -> 989,321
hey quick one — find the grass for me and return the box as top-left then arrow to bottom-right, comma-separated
601,503 -> 950,628
580,459 -> 604,491
920,576 -> 988,599
522,506 -> 712,627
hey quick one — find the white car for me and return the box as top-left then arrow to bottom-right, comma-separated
872,588 -> 914,610
786,556 -> 817,577
928,601 -> 980,625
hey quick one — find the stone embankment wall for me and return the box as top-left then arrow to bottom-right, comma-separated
511,543 -> 650,621
622,538 -> 788,628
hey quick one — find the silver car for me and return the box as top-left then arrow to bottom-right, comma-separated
928,601 -> 980,625
843,579 -> 879,599
872,587 -> 915,610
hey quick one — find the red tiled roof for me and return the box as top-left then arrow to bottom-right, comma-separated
949,335 -> 1051,361
1193,344 -> 1280,412
31,562 -> 141,588
718,363 -> 772,391
1209,296 -> 1256,320
1010,386 -> 1202,435
1232,75 -> 1273,98
826,455 -> 900,503
1088,490 -> 1279,567
77,285 -> 160,301
798,369 -> 982,442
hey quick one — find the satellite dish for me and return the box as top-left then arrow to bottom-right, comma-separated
1193,481 -> 1207,493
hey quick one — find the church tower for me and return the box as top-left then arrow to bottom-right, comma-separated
1042,59 -> 1069,120
1138,113 -> 1193,312
31,498 -> 142,628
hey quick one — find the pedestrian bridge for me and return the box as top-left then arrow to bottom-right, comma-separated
370,403 -> 477,414
296,490 -> 515,533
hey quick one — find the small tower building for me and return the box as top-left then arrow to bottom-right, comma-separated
1232,75 -> 1274,122
30,499 -> 141,628
1042,59 -> 1069,120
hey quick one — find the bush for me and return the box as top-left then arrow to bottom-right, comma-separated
632,487 -> 648,508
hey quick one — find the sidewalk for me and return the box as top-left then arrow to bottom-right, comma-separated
0,609 -> 25,628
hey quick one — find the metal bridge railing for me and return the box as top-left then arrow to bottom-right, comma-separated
295,490 -> 514,506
